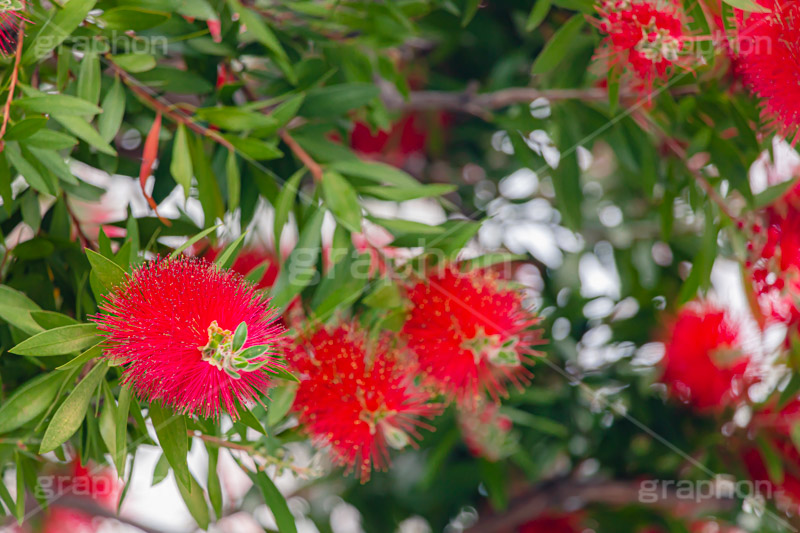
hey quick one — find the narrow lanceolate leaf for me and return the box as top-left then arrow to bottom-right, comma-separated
227,150 -> 241,211
115,385 -> 132,474
39,361 -> 109,453
13,95 -> 102,116
214,232 -> 248,269
86,249 -> 128,291
176,472 -> 211,529
56,344 -> 103,370
149,402 -> 190,489
51,114 -> 117,156
531,15 -> 585,74
98,77 -> 126,143
0,372 -> 66,434
0,285 -> 43,335
30,310 -> 79,330
171,123 -> 193,199
10,323 -> 100,356
77,52 -> 101,108
250,470 -> 297,533
140,112 -> 165,219
169,224 -> 222,259
207,446 -> 223,519
267,383 -> 297,427
321,171 -> 362,232
23,0 -> 98,64
269,209 -> 325,310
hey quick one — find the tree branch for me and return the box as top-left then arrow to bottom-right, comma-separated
380,81 -> 699,116
106,59 -> 236,153
466,478 -> 734,533
280,130 -> 323,182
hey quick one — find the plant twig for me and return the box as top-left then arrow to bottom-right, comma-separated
0,24 -> 26,152
466,478 -> 734,533
190,431 -> 312,477
280,130 -> 323,182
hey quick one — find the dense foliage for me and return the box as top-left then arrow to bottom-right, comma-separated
1,0 -> 800,532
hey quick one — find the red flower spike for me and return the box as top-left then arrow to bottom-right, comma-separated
734,0 -> 800,143
288,324 -> 441,482
402,266 -> 544,406
592,0 -> 694,97
92,257 -> 285,420
660,303 -> 752,411
0,0 -> 29,56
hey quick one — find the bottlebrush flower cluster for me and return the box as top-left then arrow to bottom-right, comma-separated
592,0 -> 692,96
285,265 -> 543,479
659,303 -> 752,410
287,325 -> 441,481
93,257 -> 285,420
402,267 -> 544,405
733,0 -> 800,143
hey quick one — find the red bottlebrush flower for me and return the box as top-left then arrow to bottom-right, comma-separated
14,460 -> 121,533
743,442 -> 800,512
519,513 -> 583,533
458,400 -> 515,462
592,0 -> 693,96
402,266 -> 544,405
748,182 -> 800,325
93,257 -> 285,419
288,324 -> 440,482
0,0 -> 29,55
660,303 -> 752,411
734,0 -> 800,142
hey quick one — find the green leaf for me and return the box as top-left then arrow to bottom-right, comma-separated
11,323 -> 100,356
30,310 -> 79,329
112,53 -> 157,73
176,472 -> 211,529
757,436 -> 785,485
77,52 -> 101,107
196,107 -> 277,132
269,210 -> 325,310
0,372 -> 66,434
0,285 -> 43,335
170,223 -> 222,259
171,124 -> 193,198
754,178 -> 798,208
267,383 -> 297,427
6,117 -> 48,140
115,385 -> 132,474
236,405 -> 268,435
321,171 -> 362,232
99,383 -> 117,456
4,141 -> 56,194
51,114 -> 117,156
526,0 -> 551,31
207,446 -> 223,519
227,150 -> 241,211
462,0 -> 480,26
273,168 -> 305,251
178,0 -> 217,19
531,15 -> 585,74
300,84 -> 380,118
250,470 -> 297,533
39,361 -> 109,453
152,453 -> 170,485
86,249 -> 128,291
149,402 -> 190,489
359,184 -> 456,201
99,77 -> 126,143
23,0 -> 98,64
27,147 -> 77,185
23,129 -> 78,150
221,136 -> 282,161
56,344 -> 102,370
330,159 -> 419,187
99,7 -> 171,30
227,0 -> 290,65
214,232 -> 248,269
